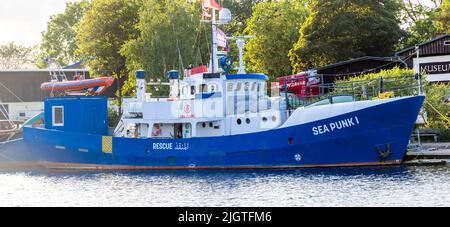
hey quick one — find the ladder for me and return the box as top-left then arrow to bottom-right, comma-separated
45,58 -> 68,82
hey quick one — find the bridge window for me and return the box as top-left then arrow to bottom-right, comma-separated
201,84 -> 208,93
227,83 -> 233,92
244,82 -> 250,91
210,84 -> 217,93
52,106 -> 64,127
236,82 -> 242,92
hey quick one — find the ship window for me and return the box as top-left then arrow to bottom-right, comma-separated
244,82 -> 250,91
237,119 -> 242,125
252,82 -> 257,91
236,82 -> 242,91
227,83 -> 233,92
201,84 -> 208,93
210,84 -> 217,93
444,40 -> 450,46
191,86 -> 196,95
52,106 -> 64,127
246,118 -> 251,124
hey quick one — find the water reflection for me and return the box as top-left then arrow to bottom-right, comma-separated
0,166 -> 449,207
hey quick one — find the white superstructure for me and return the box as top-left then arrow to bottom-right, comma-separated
118,69 -> 287,139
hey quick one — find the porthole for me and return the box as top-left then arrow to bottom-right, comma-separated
237,119 -> 242,125
262,117 -> 268,122
272,116 -> 277,122
209,122 -> 214,128
202,122 -> 207,128
246,118 -> 251,124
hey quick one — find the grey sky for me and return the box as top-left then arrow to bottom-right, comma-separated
0,0 -> 80,46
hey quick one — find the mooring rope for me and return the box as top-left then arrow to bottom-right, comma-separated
425,101 -> 450,129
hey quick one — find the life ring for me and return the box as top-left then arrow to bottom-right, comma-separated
184,104 -> 192,113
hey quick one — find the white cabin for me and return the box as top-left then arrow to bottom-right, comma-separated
117,70 -> 287,139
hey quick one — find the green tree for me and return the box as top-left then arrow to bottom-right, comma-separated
289,0 -> 403,72
221,0 -> 265,35
38,1 -> 91,68
398,0 -> 444,49
77,0 -> 141,113
121,0 -> 207,94
244,0 -> 309,79
0,42 -> 37,69
436,0 -> 450,33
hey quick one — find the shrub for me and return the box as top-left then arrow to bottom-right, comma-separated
108,107 -> 120,127
334,68 -> 450,130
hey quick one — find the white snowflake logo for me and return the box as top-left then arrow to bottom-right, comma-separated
295,154 -> 302,162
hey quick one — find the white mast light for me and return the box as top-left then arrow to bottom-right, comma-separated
218,8 -> 231,24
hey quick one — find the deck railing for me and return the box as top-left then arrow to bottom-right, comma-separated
280,74 -> 423,110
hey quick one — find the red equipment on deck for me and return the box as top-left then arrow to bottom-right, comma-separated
276,72 -> 321,98
41,77 -> 115,96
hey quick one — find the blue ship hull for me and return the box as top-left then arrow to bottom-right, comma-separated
2,96 -> 424,170
0,139 -> 35,168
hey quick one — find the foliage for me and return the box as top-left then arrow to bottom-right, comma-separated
334,68 -> 450,129
289,0 -> 403,72
0,42 -> 38,69
424,82 -> 450,129
76,0 -> 141,112
397,0 -> 444,49
221,0 -> 265,36
333,68 -> 419,100
121,0 -> 208,96
108,107 -> 120,127
37,0 -> 91,68
435,0 -> 450,33
244,0 -> 309,80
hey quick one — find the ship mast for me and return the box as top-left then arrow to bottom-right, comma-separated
202,1 -> 231,74
210,9 -> 218,73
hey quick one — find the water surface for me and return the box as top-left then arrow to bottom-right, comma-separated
0,166 -> 449,207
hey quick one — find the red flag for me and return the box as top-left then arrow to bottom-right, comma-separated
202,0 -> 221,11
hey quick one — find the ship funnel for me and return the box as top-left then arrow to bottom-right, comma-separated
167,70 -> 180,99
167,70 -> 179,80
136,70 -> 147,101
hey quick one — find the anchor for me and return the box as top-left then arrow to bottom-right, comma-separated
375,144 -> 392,161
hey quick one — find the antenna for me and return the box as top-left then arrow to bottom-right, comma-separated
200,4 -> 232,73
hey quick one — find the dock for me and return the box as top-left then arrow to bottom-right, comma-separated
404,143 -> 450,166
